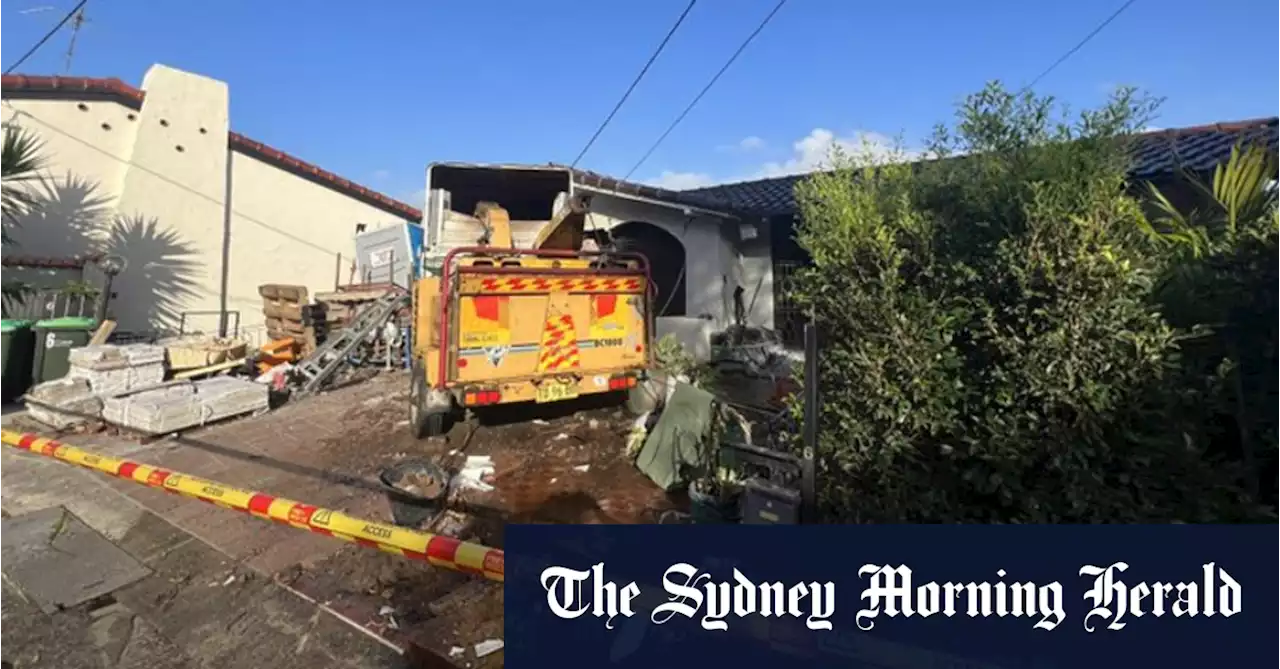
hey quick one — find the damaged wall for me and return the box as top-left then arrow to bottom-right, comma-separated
574,190 -> 775,333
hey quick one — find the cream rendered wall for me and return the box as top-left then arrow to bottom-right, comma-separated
3,64 -> 416,333
109,66 -> 229,332
1,98 -> 138,255
224,152 -> 410,317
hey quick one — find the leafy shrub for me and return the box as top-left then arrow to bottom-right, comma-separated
790,83 -> 1272,523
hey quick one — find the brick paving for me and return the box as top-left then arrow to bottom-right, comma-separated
92,374 -> 416,576
8,369 -> 676,666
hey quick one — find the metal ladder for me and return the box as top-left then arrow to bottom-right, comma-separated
293,290 -> 411,395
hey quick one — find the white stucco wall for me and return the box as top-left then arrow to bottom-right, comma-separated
2,64 -> 417,333
576,190 -> 774,331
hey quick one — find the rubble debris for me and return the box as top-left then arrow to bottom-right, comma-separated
626,412 -> 651,457
474,639 -> 504,658
26,378 -> 102,429
453,456 -> 496,492
708,325 -> 800,407
449,647 -> 465,659
572,464 -> 590,473
255,361 -> 292,388
588,419 -> 600,429
396,470 -> 445,498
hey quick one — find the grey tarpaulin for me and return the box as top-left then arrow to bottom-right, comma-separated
634,382 -> 717,491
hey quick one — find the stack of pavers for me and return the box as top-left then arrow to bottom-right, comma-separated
25,343 -> 167,429
102,376 -> 268,435
260,283 -> 317,355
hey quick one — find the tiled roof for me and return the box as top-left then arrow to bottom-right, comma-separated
1,75 -> 424,222
687,117 -> 1280,218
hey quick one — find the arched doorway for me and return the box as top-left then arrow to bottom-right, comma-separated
606,221 -> 686,317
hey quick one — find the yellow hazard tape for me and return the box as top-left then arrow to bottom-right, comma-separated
0,429 -> 504,582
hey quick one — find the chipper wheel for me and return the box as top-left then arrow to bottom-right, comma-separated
409,359 -> 449,438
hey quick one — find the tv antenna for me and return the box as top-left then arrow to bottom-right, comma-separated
63,4 -> 89,72
11,2 -> 91,73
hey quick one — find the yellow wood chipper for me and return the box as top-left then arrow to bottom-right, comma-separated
408,164 -> 653,436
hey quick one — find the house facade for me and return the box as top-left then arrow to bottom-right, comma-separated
2,65 -> 419,334
1,64 -> 773,345
4,62 -> 1274,349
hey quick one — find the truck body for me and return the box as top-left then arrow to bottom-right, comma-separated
408,164 -> 652,435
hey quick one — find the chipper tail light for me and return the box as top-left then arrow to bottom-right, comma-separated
607,374 -> 637,391
464,388 -> 502,406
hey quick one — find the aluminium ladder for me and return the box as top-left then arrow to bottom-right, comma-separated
293,290 -> 411,395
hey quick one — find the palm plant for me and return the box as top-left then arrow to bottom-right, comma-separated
2,124 -> 47,235
2,124 -> 49,309
1143,142 -> 1279,501
1141,143 -> 1278,257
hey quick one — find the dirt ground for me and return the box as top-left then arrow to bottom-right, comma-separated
273,375 -> 680,666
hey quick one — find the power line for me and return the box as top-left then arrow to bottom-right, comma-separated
1022,0 -> 1139,92
623,0 -> 788,181
570,0 -> 699,168
4,0 -> 89,75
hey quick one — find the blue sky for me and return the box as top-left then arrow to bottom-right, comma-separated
3,0 -> 1277,204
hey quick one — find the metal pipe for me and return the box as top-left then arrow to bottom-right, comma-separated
800,319 -> 819,522
0,429 -> 505,582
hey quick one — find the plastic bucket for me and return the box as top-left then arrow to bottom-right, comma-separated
379,460 -> 449,528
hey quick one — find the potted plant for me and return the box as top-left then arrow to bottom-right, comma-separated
689,464 -> 744,524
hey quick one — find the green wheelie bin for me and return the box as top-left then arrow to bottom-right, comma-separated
1,319 -> 37,402
31,316 -> 98,385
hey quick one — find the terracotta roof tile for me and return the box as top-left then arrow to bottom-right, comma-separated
1,74 -> 422,221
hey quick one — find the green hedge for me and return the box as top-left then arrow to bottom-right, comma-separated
789,83 -> 1276,523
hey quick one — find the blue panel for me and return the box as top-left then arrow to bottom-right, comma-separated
406,223 -> 425,277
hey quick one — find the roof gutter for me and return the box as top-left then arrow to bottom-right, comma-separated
572,182 -> 739,221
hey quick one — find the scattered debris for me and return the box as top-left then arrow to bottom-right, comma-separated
377,605 -> 399,630
395,470 -> 444,498
209,574 -> 237,587
572,464 -> 590,473
452,456 -> 496,492
626,412 -> 651,457
449,647 -> 465,659
553,433 -> 569,441
474,639 -> 504,658
532,419 -> 549,425
362,394 -> 393,408
588,419 -> 600,429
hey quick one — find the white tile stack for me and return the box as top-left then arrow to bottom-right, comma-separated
67,344 -> 167,395
25,377 -> 103,429
102,377 -> 269,434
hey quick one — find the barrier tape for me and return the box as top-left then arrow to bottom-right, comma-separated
0,429 -> 504,582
